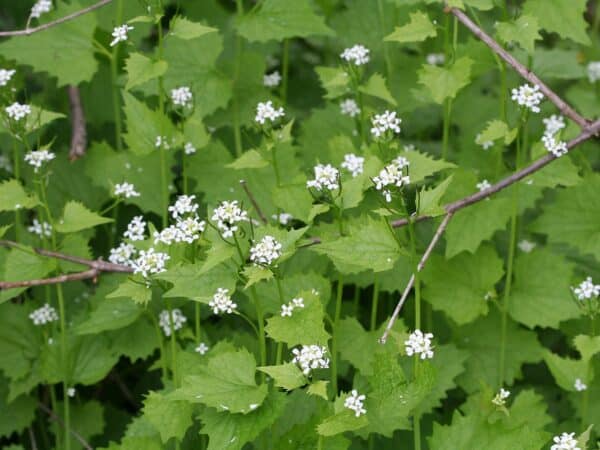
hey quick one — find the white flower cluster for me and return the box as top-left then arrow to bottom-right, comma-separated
574,378 -> 587,392
209,288 -> 237,315
24,149 -> 55,172
211,200 -> 249,238
476,179 -> 491,192
110,24 -> 134,47
572,276 -> 600,301
404,329 -> 434,360
29,303 -> 59,325
28,218 -> 52,237
306,164 -> 339,191
67,387 -> 76,398
109,242 -> 136,266
340,99 -> 360,117
373,155 -> 410,202
170,86 -> 193,108
280,297 -> 305,317
476,133 -> 493,150
255,101 -> 285,125
158,309 -> 187,337
550,432 -> 580,450
124,216 -> 146,241
543,115 -> 565,138
0,69 -> 16,87
542,134 -> 568,158
340,44 -> 370,66
517,239 -> 536,253
587,61 -> 600,83
30,0 -> 52,18
114,182 -> 140,198
370,110 -> 401,138
184,142 -> 196,155
291,345 -> 330,375
341,153 -> 364,177
263,71 -> 282,88
491,388 -> 510,406
511,83 -> 544,113
168,194 -> 198,219
155,135 -> 172,150
195,342 -> 209,355
426,53 -> 445,66
272,212 -> 293,225
344,390 -> 367,417
250,235 -> 282,266
153,217 -> 205,245
132,248 -> 170,277
6,102 -> 32,121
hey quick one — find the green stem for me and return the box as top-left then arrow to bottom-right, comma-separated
376,0 -> 392,77
275,343 -> 283,365
581,318 -> 596,428
195,303 -> 201,344
272,144 -> 281,187
166,298 -> 179,386
232,0 -> 244,157
281,39 -> 290,104
49,386 -> 61,446
250,286 -> 267,379
331,277 -> 343,396
442,98 -> 452,161
159,147 -> 168,228
370,278 -> 380,331
149,312 -> 168,380
317,435 -> 323,450
110,0 -> 124,151
407,219 -> 421,330
12,139 -> 21,241
57,284 -> 71,450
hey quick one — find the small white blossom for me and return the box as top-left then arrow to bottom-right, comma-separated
340,98 -> 360,117
158,309 -> 187,337
30,0 -> 52,18
306,164 -> 339,191
255,100 -> 285,125
291,345 -> 330,375
263,71 -> 282,87
373,156 -> 410,202
29,303 -> 58,325
340,44 -> 370,66
132,248 -> 169,277
518,240 -> 536,253
574,378 -> 587,392
209,288 -> 237,315
110,24 -> 134,47
543,115 -> 565,137
153,225 -> 181,246
344,390 -> 367,417
542,134 -> 568,157
184,142 -> 196,155
292,297 -> 304,308
341,153 -> 364,177
250,235 -> 282,266
6,102 -> 32,121
211,200 -> 249,238
492,388 -> 510,406
114,182 -> 140,198
28,218 -> 52,237
67,387 -> 76,398
572,277 -> 600,301
426,53 -> 445,66
168,194 -> 198,219
170,86 -> 193,108
550,432 -> 580,450
405,329 -> 434,360
511,83 -> 544,113
370,110 -> 401,138
281,304 -> 294,317
0,154 -> 12,172
0,69 -> 16,87
24,149 -> 55,172
123,215 -> 146,241
476,133 -> 493,150
175,216 -> 205,243
476,179 -> 492,192
587,61 -> 600,83
195,342 -> 209,355
109,242 -> 136,266
155,135 -> 171,150
272,212 -> 293,225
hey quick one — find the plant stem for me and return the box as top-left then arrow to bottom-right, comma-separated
442,98 -> 452,161
281,39 -> 290,104
110,0 -> 123,151
272,144 -> 281,186
370,278 -> 380,331
12,139 -> 21,241
250,286 -> 267,379
376,0 -> 392,77
195,303 -> 201,344
331,277 -> 343,396
56,283 -> 71,450
166,298 -> 179,386
407,219 -> 421,330
232,0 -> 244,157
581,317 -> 596,429
149,312 -> 168,380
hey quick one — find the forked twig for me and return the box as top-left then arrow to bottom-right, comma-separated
240,179 -> 268,224
38,402 -> 93,450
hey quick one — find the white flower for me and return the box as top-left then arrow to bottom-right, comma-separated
476,133 -> 493,150
574,378 -> 587,392
340,99 -> 360,117
6,102 -> 32,121
517,240 -> 536,253
341,153 -> 364,178
175,216 -> 205,243
306,164 -> 339,191
158,309 -> 187,337
30,0 -> 52,18
587,61 -> 600,83
492,388 -> 510,406
109,242 -> 136,266
110,24 -> 134,47
0,69 -> 16,87
155,135 -> 171,150
123,215 -> 146,241
550,432 -> 580,450
476,179 -> 492,192
511,83 -> 544,113
542,134 -> 568,157
370,110 -> 401,138
209,288 -> 237,315
543,115 -> 565,137
29,303 -> 58,325
168,194 -> 198,219
27,218 -> 52,237
132,248 -> 169,277
255,100 -> 285,125
344,390 -> 367,417
24,149 -> 55,172
340,45 -> 370,66
292,297 -> 305,308
426,53 -> 445,66
272,212 -> 293,225
211,200 -> 249,238
0,154 -> 13,172
291,345 -> 330,375
404,329 -> 434,360
263,71 -> 282,88
153,225 -> 181,245
250,235 -> 282,266
281,304 -> 294,317
373,156 -> 410,202
195,342 -> 209,355
170,86 -> 193,108
184,142 -> 196,155
572,277 -> 600,301
114,182 -> 140,198
67,387 -> 76,398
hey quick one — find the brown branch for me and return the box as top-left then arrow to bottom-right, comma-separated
38,402 -> 93,450
0,0 -> 112,37
68,86 -> 87,161
28,427 -> 38,450
0,268 -> 99,289
380,213 -> 454,344
240,179 -> 268,224
447,6 -> 589,129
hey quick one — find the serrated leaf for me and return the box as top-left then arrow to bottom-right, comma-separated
573,335 -> 600,363
523,0 -> 590,46
543,351 -> 587,392
54,201 -> 112,233
169,16 -> 217,40
418,56 -> 473,104
142,391 -> 192,444
125,53 -> 168,91
418,176 -> 453,217
358,73 -> 397,106
476,119 -> 517,145
315,66 -> 350,100
384,11 -> 437,43
157,263 -> 236,302
317,408 -> 368,437
243,265 -> 274,288
258,363 -> 306,390
0,179 -> 38,212
0,382 -> 36,439
75,300 -> 142,335
403,151 -> 456,183
107,279 -> 152,306
307,380 -> 329,400
227,149 -> 269,169
496,15 -> 541,54
0,248 -> 56,303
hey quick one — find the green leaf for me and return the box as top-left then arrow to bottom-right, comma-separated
495,15 -> 542,54
358,73 -> 397,106
258,363 -> 306,390
418,176 -> 453,217
237,0 -> 334,43
543,350 -> 586,392
74,300 -> 142,335
317,409 -> 368,436
175,348 -> 268,414
169,16 -> 217,40
243,265 -> 274,288
418,56 -> 473,104
143,391 -> 193,444
307,380 -> 329,400
523,0 -> 590,46
315,66 -> 350,100
0,248 -> 56,303
107,280 -> 153,306
0,304 -> 42,382
404,151 -> 456,184
157,263 -> 237,302
337,317 -> 391,376
125,53 -> 168,91
0,384 -> 36,439
227,149 -> 269,169
0,179 -> 38,212
54,201 -> 112,233
51,400 -> 105,450
476,119 -> 517,145
573,335 -> 600,363
384,11 -> 437,43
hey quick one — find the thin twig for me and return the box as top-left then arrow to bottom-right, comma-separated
109,371 -> 140,409
379,213 -> 454,344
240,179 -> 268,224
28,427 -> 38,450
0,0 -> 112,37
447,6 -> 589,129
0,268 -> 99,289
68,86 -> 87,161
38,402 -> 93,450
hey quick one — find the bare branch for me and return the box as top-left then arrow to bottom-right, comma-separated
447,7 -> 589,129
68,86 -> 87,161
0,268 -> 99,290
38,402 -> 93,450
0,0 -> 112,37
240,179 -> 268,224
379,213 -> 454,344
